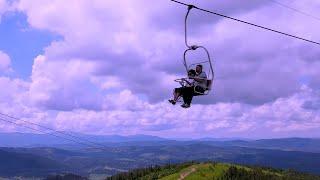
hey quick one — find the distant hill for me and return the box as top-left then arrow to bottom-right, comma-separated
2,133 -> 320,178
2,142 -> 320,178
107,162 -> 320,180
2,132 -> 320,153
204,138 -> 320,153
0,149 -> 66,177
0,132 -> 167,147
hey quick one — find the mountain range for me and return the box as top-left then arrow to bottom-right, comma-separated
1,132 -> 320,178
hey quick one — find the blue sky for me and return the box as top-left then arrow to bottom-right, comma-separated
0,0 -> 320,139
0,11 -> 59,78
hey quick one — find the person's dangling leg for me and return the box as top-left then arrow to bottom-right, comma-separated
186,93 -> 194,105
181,87 -> 193,108
185,86 -> 204,106
173,89 -> 181,102
169,87 -> 183,105
182,91 -> 188,104
179,87 -> 187,104
186,87 -> 194,105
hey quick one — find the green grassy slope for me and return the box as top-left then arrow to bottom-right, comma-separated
159,163 -> 320,180
107,162 -> 320,180
160,163 -> 230,180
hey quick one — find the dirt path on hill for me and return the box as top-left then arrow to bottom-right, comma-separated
178,167 -> 196,180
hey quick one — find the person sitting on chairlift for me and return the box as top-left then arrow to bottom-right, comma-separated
169,64 -> 207,108
169,69 -> 196,105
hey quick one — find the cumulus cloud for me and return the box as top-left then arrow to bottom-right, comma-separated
0,77 -> 32,132
15,0 -> 320,107
28,55 -> 103,111
26,86 -> 318,139
0,51 -> 12,73
196,1 -> 320,104
1,76 -> 320,138
15,1 -> 271,106
0,77 -> 28,104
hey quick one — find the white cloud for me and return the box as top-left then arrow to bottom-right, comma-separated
1,77 -> 320,138
0,51 -> 12,73
102,89 -> 148,111
0,77 -> 28,103
14,0 -> 320,106
28,55 -> 103,110
0,77 -> 33,132
40,86 -> 318,138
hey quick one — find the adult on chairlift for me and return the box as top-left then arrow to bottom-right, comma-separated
169,64 -> 207,108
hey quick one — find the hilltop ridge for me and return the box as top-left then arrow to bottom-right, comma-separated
107,162 -> 320,180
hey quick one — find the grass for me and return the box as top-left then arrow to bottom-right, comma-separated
112,162 -> 320,180
160,163 -> 230,180
158,163 -> 304,180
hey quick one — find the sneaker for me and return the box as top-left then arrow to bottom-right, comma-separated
181,103 -> 190,108
168,99 -> 176,105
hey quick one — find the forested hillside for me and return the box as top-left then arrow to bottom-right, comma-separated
107,162 -> 320,180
